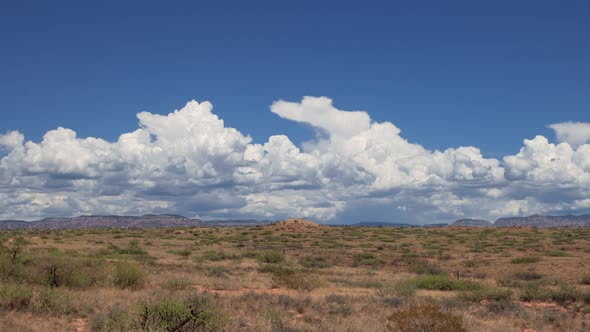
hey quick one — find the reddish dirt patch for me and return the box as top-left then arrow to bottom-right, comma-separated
517,301 -> 566,310
73,318 -> 87,332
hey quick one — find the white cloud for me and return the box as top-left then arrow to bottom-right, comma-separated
271,96 -> 371,138
1,97 -> 590,223
548,122 -> 590,148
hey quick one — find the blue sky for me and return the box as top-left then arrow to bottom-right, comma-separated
1,1 -> 590,223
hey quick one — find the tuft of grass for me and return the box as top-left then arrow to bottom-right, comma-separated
162,277 -> 192,291
0,284 -> 33,311
256,251 -> 285,264
399,274 -> 482,292
387,303 -> 466,332
352,253 -> 384,267
511,256 -> 541,264
513,271 -> 543,281
200,250 -> 239,261
299,255 -> 331,269
406,258 -> 443,275
458,286 -> 513,303
545,250 -> 571,257
113,262 -> 146,290
168,248 -> 192,258
272,272 -> 323,292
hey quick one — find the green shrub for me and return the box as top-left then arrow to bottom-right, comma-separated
135,293 -> 223,331
92,305 -> 132,331
581,275 -> 590,285
352,253 -> 384,267
258,264 -> 294,276
378,282 -> 417,299
256,250 -> 285,264
387,304 -> 466,332
511,256 -> 541,264
33,256 -> 107,289
299,255 -> 331,269
545,250 -> 571,257
114,262 -> 146,289
459,286 -> 513,302
206,266 -> 229,278
31,287 -> 76,315
162,277 -> 192,291
273,272 -> 323,292
115,240 -> 148,255
0,284 -> 33,311
519,284 -> 582,304
410,274 -> 482,291
513,271 -> 543,281
407,258 -> 443,275
168,249 -> 192,258
201,250 -> 239,261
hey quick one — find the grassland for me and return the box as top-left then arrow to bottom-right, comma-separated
1,221 -> 590,331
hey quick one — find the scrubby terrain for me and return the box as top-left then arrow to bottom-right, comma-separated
1,220 -> 590,331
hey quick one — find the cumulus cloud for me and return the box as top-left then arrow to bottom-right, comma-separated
1,97 -> 590,223
548,122 -> 590,148
271,96 -> 371,138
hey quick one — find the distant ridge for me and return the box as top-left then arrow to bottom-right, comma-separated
451,219 -> 493,227
494,214 -> 590,228
2,213 -> 590,229
449,214 -> 590,228
0,214 -> 203,229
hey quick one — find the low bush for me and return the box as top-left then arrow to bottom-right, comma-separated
272,272 -> 323,292
387,303 -> 466,332
92,305 -> 133,331
113,262 -> 146,290
256,251 -> 285,264
511,256 -> 541,264
135,293 -> 223,331
299,255 -> 331,269
0,284 -> 33,311
162,277 -> 192,291
168,249 -> 192,258
545,250 -> 571,257
3,254 -> 107,289
200,250 -> 239,261
408,274 -> 482,291
459,286 -> 513,302
407,258 -> 443,275
519,284 -> 587,304
513,271 -> 543,281
206,266 -> 230,278
352,253 -> 384,267
258,264 -> 294,276
31,287 -> 77,315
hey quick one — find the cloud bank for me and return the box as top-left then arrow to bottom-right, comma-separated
1,97 -> 590,223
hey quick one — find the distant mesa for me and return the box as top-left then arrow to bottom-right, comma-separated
451,219 -> 493,228
267,218 -> 323,232
494,214 -> 590,228
0,214 -> 204,230
2,213 -> 590,230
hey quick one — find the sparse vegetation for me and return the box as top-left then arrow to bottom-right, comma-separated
387,304 -> 466,332
1,224 -> 590,331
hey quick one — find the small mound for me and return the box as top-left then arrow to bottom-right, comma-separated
267,218 -> 323,232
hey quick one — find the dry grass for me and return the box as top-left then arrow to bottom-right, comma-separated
0,225 -> 590,331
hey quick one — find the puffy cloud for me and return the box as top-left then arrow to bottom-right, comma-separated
1,97 -> 590,223
271,96 -> 371,138
548,122 -> 590,148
